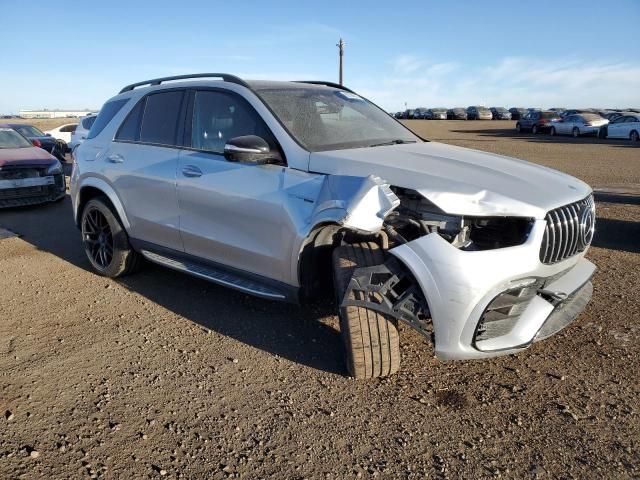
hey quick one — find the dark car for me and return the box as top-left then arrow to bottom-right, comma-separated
0,126 -> 65,208
466,106 -> 492,120
515,110 -> 561,134
489,107 -> 512,120
1,123 -> 66,161
447,108 -> 468,120
425,108 -> 448,120
604,111 -> 626,122
412,108 -> 429,119
560,109 -> 590,118
508,107 -> 528,120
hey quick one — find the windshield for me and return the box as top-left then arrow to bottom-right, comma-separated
14,125 -> 45,137
0,128 -> 32,148
257,87 -> 421,152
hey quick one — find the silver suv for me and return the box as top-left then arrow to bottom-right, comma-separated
71,73 -> 596,378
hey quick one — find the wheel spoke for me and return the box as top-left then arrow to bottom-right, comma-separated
83,207 -> 115,270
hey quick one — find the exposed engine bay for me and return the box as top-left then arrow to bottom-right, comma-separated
384,187 -> 533,250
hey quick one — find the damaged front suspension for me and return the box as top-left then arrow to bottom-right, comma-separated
340,257 -> 431,337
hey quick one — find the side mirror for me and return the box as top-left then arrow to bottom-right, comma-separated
45,133 -> 52,137
224,135 -> 280,164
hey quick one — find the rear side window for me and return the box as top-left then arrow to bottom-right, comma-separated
116,100 -> 145,142
87,99 -> 127,139
82,117 -> 96,130
140,91 -> 184,146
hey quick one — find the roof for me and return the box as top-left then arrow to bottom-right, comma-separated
247,80 -> 341,91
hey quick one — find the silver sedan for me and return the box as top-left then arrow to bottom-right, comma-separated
549,114 -> 608,137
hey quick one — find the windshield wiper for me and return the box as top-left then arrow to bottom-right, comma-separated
368,139 -> 417,148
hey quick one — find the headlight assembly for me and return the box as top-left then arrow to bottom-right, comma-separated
46,160 -> 63,175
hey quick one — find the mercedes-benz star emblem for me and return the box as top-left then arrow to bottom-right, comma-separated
578,205 -> 595,248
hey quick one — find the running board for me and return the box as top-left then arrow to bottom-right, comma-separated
140,250 -> 287,300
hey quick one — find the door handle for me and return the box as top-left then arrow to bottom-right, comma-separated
107,154 -> 124,163
182,165 -> 203,178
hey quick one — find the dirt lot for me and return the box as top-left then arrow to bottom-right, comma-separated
1,121 -> 638,479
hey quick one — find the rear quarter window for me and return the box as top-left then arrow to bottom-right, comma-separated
87,99 -> 128,139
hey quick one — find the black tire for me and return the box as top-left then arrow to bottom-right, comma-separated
532,124 -> 538,134
550,126 -> 556,136
81,197 -> 142,278
598,126 -> 607,139
631,130 -> 639,142
572,127 -> 580,138
332,242 -> 400,379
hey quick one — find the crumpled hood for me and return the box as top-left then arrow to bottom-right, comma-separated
0,146 -> 57,168
308,141 -> 591,218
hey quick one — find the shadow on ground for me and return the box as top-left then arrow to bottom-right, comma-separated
0,195 -> 345,375
592,217 -> 640,254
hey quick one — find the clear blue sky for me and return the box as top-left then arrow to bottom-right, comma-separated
2,0 -> 639,113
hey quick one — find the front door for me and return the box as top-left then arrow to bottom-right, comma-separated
176,88 -> 316,285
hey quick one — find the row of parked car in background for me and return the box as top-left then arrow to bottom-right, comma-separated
514,109 -> 640,141
394,106 -> 640,141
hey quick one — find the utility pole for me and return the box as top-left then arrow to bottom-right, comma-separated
337,38 -> 345,85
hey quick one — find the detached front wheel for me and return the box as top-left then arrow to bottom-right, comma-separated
81,198 -> 142,278
332,242 -> 400,379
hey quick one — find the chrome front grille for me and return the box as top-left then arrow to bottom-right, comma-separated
540,195 -> 595,264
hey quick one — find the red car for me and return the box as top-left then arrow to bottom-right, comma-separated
0,127 -> 65,208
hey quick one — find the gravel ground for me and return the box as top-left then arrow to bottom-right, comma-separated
1,121 -> 638,479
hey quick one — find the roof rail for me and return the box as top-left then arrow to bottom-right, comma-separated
294,80 -> 355,93
119,73 -> 250,94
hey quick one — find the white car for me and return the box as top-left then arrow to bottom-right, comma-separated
549,113 -> 608,137
69,115 -> 97,151
45,123 -> 78,144
605,114 -> 640,141
71,74 -> 596,378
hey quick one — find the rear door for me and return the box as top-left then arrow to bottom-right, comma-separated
105,89 -> 186,250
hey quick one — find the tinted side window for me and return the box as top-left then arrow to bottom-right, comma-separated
140,91 -> 184,146
87,99 -> 127,139
190,90 -> 276,154
116,99 -> 145,142
84,116 -> 96,129
61,125 -> 77,133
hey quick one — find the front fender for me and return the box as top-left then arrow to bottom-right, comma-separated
291,174 -> 400,285
309,174 -> 399,232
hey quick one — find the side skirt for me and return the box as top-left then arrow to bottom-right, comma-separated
130,239 -> 300,303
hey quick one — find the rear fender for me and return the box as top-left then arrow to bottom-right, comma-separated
75,176 -> 130,230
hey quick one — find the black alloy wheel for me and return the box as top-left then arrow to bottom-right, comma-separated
82,207 -> 114,270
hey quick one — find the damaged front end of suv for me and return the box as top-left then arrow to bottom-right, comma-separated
309,172 -> 595,368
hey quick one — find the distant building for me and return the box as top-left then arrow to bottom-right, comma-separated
18,109 -> 98,119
